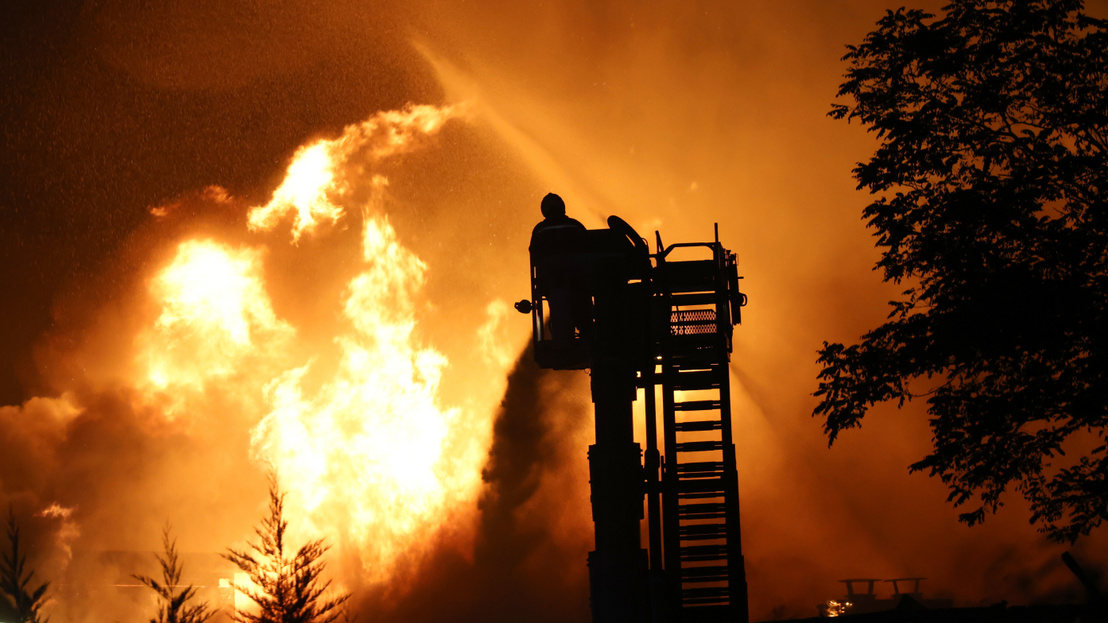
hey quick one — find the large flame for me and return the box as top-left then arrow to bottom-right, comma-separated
247,104 -> 464,242
132,103 -> 489,587
251,213 -> 482,581
248,142 -> 343,241
138,240 -> 294,404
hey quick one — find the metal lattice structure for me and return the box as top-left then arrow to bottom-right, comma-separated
523,218 -> 748,623
649,232 -> 748,623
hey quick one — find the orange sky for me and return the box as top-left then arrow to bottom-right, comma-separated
1,2 -> 1106,621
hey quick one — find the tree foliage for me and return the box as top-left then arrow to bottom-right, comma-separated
817,0 -> 1108,542
1,508 -> 50,623
223,476 -> 349,623
134,524 -> 214,623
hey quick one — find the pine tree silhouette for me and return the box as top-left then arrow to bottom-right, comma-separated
134,523 -> 214,623
1,507 -> 50,623
223,475 -> 349,623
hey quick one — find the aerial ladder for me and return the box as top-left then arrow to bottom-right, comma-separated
517,215 -> 749,623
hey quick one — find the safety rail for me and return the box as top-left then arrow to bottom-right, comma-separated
670,309 -> 719,336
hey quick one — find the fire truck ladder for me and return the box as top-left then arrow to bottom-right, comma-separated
650,231 -> 748,623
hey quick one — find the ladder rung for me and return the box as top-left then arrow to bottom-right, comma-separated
675,461 -> 726,476
674,419 -> 722,432
682,565 -> 730,582
670,358 -> 717,369
680,523 -> 728,540
677,477 -> 727,495
667,341 -> 726,362
681,544 -> 729,561
679,492 -> 724,502
671,370 -> 721,390
676,440 -> 724,453
678,502 -> 726,519
674,400 -> 721,412
668,364 -> 720,379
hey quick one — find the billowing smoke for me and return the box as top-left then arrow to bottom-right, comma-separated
353,348 -> 595,623
4,1 -> 1108,622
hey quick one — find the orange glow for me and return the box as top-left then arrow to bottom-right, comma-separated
247,104 -> 465,243
248,142 -> 344,241
251,214 -> 484,581
11,6 -> 1108,622
136,240 -> 293,414
821,599 -> 852,617
130,103 -> 487,587
36,503 -> 79,568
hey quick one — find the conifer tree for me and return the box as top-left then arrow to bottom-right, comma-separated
223,476 -> 349,623
134,523 -> 214,623
1,508 -> 50,623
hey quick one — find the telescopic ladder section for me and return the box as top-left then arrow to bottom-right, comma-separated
654,237 -> 747,623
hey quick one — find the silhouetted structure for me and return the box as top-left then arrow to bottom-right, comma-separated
828,578 -> 953,615
518,202 -> 748,623
529,193 -> 592,348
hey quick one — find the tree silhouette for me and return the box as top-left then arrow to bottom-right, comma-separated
1,508 -> 50,623
223,475 -> 349,623
134,523 -> 214,623
817,0 -> 1108,542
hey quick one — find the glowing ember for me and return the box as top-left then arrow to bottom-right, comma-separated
820,599 -> 852,617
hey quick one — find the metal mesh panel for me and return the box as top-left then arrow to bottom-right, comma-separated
670,309 -> 718,336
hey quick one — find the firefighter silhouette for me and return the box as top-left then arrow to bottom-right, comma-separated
529,193 -> 593,344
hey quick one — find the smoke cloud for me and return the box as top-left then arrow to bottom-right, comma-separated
3,1 -> 1107,622
352,348 -> 594,623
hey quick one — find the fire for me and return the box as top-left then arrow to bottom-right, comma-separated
151,241 -> 282,349
247,103 -> 465,243
251,214 -> 479,580
247,142 -> 343,242
133,102 -> 486,587
137,239 -> 294,413
820,599 -> 852,617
